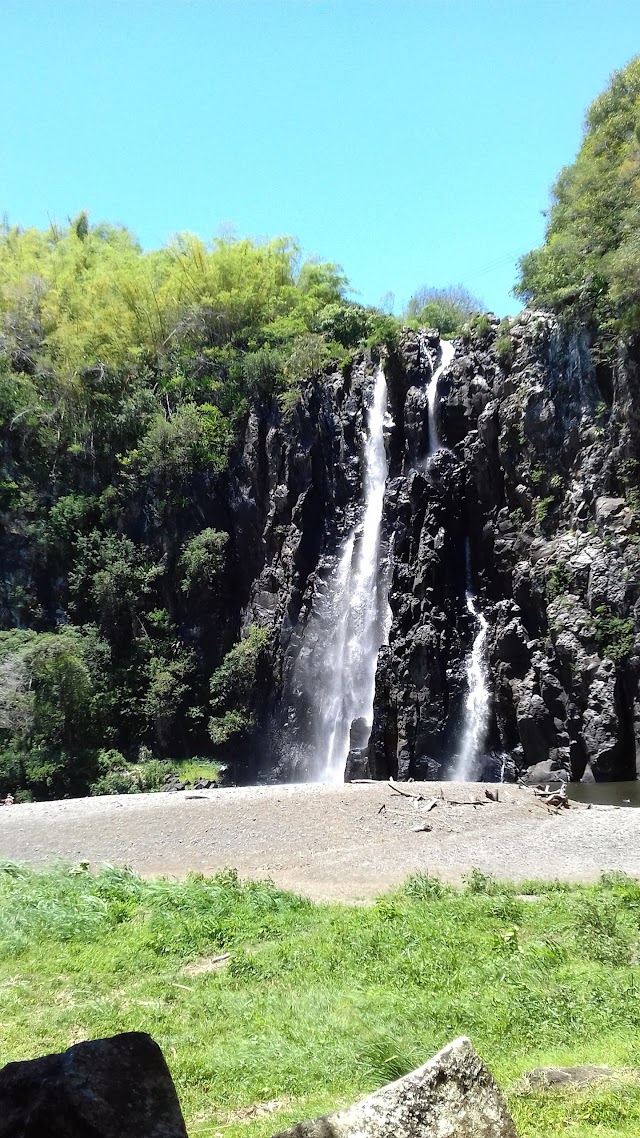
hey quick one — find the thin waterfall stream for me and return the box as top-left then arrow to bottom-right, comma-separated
427,339 -> 455,453
425,341 -> 490,779
289,363 -> 392,783
450,577 -> 490,781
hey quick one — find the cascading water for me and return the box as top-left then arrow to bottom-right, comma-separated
289,363 -> 392,783
425,342 -> 490,780
450,589 -> 490,781
427,339 -> 455,453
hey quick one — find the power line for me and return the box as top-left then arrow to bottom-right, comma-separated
464,249 -> 525,282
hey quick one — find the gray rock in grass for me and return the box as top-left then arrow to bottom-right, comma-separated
271,1036 -> 518,1138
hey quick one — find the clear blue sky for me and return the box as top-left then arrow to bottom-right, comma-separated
2,0 -> 640,316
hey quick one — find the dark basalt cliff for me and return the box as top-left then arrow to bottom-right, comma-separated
228,313 -> 640,784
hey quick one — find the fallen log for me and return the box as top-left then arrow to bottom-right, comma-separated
445,797 -> 490,807
388,778 -> 425,800
533,785 -> 570,809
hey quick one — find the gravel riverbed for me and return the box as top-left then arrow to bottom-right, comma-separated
1,781 -> 639,901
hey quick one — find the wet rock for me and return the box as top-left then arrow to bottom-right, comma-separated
344,749 -> 369,781
0,1032 -> 188,1138
520,760 -> 570,785
228,320 -> 640,786
164,777 -> 187,792
272,1037 -> 518,1138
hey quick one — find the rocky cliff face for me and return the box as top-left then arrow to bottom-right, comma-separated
229,313 -> 640,783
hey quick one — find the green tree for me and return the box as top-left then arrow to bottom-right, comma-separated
405,285 -> 484,336
515,56 -> 640,343
180,529 -> 227,594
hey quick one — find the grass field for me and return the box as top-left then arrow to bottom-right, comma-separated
1,864 -> 640,1137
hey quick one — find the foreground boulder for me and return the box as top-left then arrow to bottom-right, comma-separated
0,1032 -> 188,1138
272,1036 -> 518,1138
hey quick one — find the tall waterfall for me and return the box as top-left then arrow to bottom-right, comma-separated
427,339 -> 455,453
291,364 -> 391,783
425,342 -> 490,779
450,590 -> 490,780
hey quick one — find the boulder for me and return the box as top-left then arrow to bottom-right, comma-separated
595,497 -> 626,522
520,760 -> 570,785
0,1032 -> 188,1138
522,1065 -> 617,1090
271,1037 -> 518,1138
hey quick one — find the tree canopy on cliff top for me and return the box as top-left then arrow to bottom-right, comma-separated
516,56 -> 640,344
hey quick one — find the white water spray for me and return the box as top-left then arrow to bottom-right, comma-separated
427,339 -> 455,453
424,341 -> 490,780
291,364 -> 391,782
450,590 -> 490,781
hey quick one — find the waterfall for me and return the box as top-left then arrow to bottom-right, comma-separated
427,339 -> 455,453
450,590 -> 490,780
424,340 -> 490,780
290,363 -> 391,783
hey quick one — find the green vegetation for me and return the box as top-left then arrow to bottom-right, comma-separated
405,285 -> 483,336
546,562 -> 574,602
179,529 -> 228,595
171,757 -> 223,784
495,334 -> 513,365
516,57 -> 640,350
467,311 -> 493,340
535,496 -> 555,523
84,751 -> 222,797
594,606 -> 635,662
0,217 -> 415,798
208,625 -> 270,747
2,865 -> 640,1136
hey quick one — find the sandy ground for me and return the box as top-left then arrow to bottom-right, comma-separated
0,781 -> 639,901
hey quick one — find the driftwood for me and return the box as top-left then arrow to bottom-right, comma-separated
388,778 -> 425,800
533,785 -> 570,810
445,797 -> 490,807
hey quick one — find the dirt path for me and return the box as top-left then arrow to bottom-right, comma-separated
1,781 -> 639,901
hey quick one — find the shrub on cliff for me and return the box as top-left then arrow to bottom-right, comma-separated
208,625 -> 270,750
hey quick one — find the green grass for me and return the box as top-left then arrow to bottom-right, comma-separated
170,759 -> 223,785
1,866 -> 640,1136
